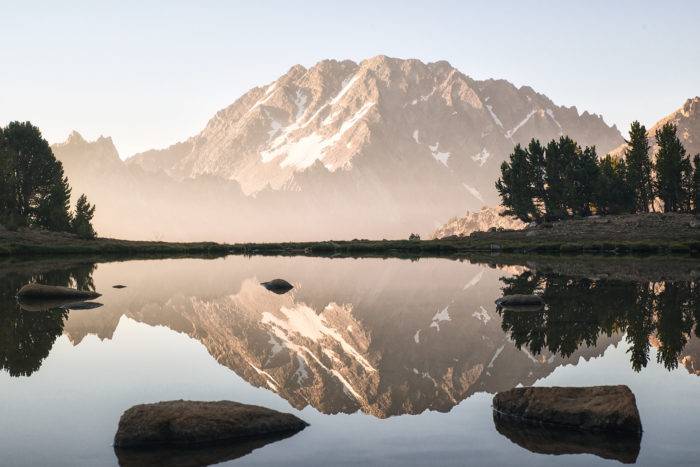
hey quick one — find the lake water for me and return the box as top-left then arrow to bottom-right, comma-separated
1,255 -> 699,466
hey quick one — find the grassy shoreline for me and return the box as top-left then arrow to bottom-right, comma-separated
1,233 -> 698,258
2,213 -> 699,258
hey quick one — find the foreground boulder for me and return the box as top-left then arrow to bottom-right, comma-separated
493,386 -> 642,434
493,411 -> 641,464
17,283 -> 101,300
495,294 -> 544,310
114,400 -> 308,448
260,279 -> 294,294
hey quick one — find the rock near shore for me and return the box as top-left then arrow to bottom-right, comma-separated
17,283 -> 101,300
113,400 -> 308,448
493,385 -> 642,434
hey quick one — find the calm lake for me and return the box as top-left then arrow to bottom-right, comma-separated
1,255 -> 699,466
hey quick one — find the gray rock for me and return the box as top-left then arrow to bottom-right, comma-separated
493,385 -> 642,434
113,400 -> 308,448
260,279 -> 294,294
17,283 -> 100,300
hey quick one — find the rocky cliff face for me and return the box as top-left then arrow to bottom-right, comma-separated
432,206 -> 525,238
54,56 -> 623,241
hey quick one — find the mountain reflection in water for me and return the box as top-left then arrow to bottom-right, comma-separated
1,256 -> 699,419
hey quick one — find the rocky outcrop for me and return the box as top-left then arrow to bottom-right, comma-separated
493,386 -> 642,433
432,206 -> 526,238
113,400 -> 307,448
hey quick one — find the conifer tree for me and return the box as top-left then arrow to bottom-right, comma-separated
71,194 -> 96,239
595,155 -> 634,215
624,121 -> 653,212
496,144 -> 538,223
567,145 -> 599,217
654,123 -> 687,212
543,137 -> 573,220
0,122 -> 74,229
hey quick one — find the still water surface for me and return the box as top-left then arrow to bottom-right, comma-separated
1,255 -> 699,466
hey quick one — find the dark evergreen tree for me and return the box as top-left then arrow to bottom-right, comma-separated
595,156 -> 635,215
0,122 -> 73,230
654,123 -> 687,212
496,144 -> 539,223
543,137 -> 572,220
624,121 -> 654,212
527,139 -> 546,218
71,194 -> 97,239
566,145 -> 599,217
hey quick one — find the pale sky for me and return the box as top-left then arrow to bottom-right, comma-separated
2,0 -> 698,158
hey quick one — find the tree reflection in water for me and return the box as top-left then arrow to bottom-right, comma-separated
498,271 -> 700,371
0,263 -> 96,377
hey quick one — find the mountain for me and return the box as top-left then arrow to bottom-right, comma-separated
55,56 -> 623,241
432,206 -> 525,238
612,96 -> 700,158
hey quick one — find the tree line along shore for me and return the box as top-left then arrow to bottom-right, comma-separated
0,121 -> 698,258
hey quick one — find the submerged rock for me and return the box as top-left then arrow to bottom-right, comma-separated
260,279 -> 294,294
493,411 -> 641,464
495,294 -> 544,310
17,283 -> 101,300
493,385 -> 642,434
113,400 -> 308,448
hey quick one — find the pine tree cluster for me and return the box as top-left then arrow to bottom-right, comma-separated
496,121 -> 700,222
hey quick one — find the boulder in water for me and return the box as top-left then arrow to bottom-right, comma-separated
493,385 -> 642,434
113,400 -> 308,448
260,279 -> 294,294
17,283 -> 100,300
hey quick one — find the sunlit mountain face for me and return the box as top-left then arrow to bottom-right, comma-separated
4,256 -> 699,420
50,56 -> 623,242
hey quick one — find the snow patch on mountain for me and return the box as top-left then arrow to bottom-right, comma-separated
263,101 -> 374,170
472,306 -> 491,324
429,142 -> 450,166
505,109 -> 537,138
486,104 -> 504,129
463,183 -> 484,203
546,108 -> 564,135
430,306 -> 451,331
472,148 -> 490,166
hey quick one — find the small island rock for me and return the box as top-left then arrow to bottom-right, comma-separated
260,279 -> 294,294
493,385 -> 642,434
17,283 -> 101,300
114,400 -> 308,448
